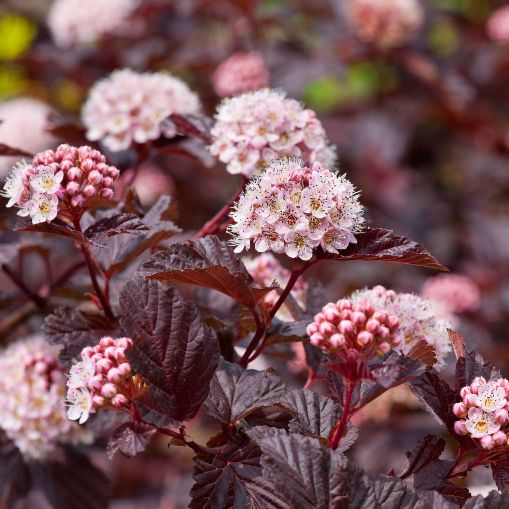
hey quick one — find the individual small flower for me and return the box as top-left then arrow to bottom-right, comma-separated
345,0 -> 424,49
82,69 -> 201,152
306,298 -> 401,362
229,158 -> 364,260
244,253 -> 308,321
351,286 -> 452,369
209,89 -> 335,178
487,6 -> 509,44
212,52 -> 269,97
465,408 -> 500,439
2,144 -> 120,224
474,381 -> 507,413
0,337 -> 91,460
47,0 -> 139,48
421,274 -> 480,315
66,337 -> 142,424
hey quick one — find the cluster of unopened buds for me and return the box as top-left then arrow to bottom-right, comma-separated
454,377 -> 509,450
306,298 -> 401,361
0,337 -> 90,459
209,88 -> 336,177
66,337 -> 139,424
229,158 -> 364,260
1,144 -> 119,224
212,51 -> 269,98
346,0 -> 423,49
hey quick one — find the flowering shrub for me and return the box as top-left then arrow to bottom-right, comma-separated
209,89 -> 335,177
1,2 -> 509,508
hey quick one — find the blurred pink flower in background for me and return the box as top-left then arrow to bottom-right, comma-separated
132,164 -> 176,206
212,52 -> 269,97
346,0 -> 424,49
421,274 -> 480,315
487,6 -> 509,44
0,98 -> 57,178
47,0 -> 140,48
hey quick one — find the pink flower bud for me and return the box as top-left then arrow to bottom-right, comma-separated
480,435 -> 495,450
365,319 -> 380,333
387,315 -> 399,331
339,320 -> 354,336
465,394 -> 477,407
378,326 -> 390,339
460,386 -> 471,399
99,337 -> 114,348
92,395 -> 105,407
310,333 -> 324,346
319,322 -> 335,336
329,334 -> 346,348
101,383 -> 117,398
91,353 -> 102,363
118,338 -> 132,349
454,420 -> 468,435
60,160 -> 73,171
111,394 -> 128,407
100,188 -> 115,199
104,346 -> 117,359
495,409 -> 509,424
83,184 -> 96,197
118,363 -> 131,377
108,167 -> 120,178
66,181 -> 80,196
88,170 -> 103,185
314,313 -> 326,324
377,342 -> 391,354
357,331 -> 373,346
373,311 -> 388,322
306,323 -> 318,336
493,431 -> 507,446
81,159 -> 95,172
336,299 -> 352,310
87,375 -> 103,391
107,367 -> 121,383
71,194 -> 85,208
67,167 -> 83,181
324,308 -> 340,323
102,176 -> 113,188
453,402 -> 467,417
96,358 -> 112,373
351,311 -> 366,326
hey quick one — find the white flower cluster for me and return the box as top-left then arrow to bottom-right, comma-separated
229,158 -> 364,261
351,285 -> 452,368
48,0 -> 139,48
0,337 -> 90,460
83,69 -> 201,152
209,89 -> 336,178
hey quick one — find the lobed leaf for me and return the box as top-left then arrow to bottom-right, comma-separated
84,213 -> 148,247
119,277 -> 219,426
399,435 -> 446,479
106,421 -> 156,459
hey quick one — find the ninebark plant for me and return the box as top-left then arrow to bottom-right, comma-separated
0,114 -> 508,509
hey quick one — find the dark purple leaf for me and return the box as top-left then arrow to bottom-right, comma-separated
0,142 -> 34,157
84,213 -> 148,247
491,457 -> 509,492
43,307 -> 117,366
278,389 -> 342,440
371,364 -> 402,388
265,320 -> 308,347
190,440 -> 287,509
367,474 -> 419,508
15,217 -> 86,243
140,235 -> 274,308
107,421 -> 156,459
119,277 -> 219,426
169,113 -> 213,143
318,228 -> 448,271
204,360 -> 286,426
399,435 -> 446,478
454,350 -> 498,393
464,490 -> 509,508
448,329 -> 465,360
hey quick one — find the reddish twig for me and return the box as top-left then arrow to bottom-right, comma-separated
329,381 -> 356,450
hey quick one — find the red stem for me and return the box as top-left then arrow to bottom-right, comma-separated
330,382 -> 356,450
238,307 -> 265,367
1,264 -> 45,308
191,177 -> 246,240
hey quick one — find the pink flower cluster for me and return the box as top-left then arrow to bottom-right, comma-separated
351,286 -> 452,368
83,69 -> 201,152
346,0 -> 423,49
421,274 -> 480,315
487,6 -> 509,44
229,158 -> 364,261
67,337 -> 136,424
244,253 -> 308,321
209,89 -> 335,178
47,0 -> 139,48
0,337 -> 90,459
454,377 -> 509,450
306,298 -> 401,360
1,144 -> 119,224
212,52 -> 269,98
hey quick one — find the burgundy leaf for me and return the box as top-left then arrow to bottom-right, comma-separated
15,217 -> 86,243
454,350 -> 498,393
0,142 -> 34,157
448,329 -> 465,360
45,115 -> 89,145
119,277 -> 219,426
84,213 -> 148,247
278,389 -> 342,440
264,320 -> 308,347
464,490 -> 509,508
169,112 -> 213,143
204,360 -> 286,427
43,307 -> 117,366
491,458 -> 509,492
190,440 -> 287,509
318,228 -> 448,271
399,435 -> 446,478
107,421 -> 156,459
140,235 -> 274,308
